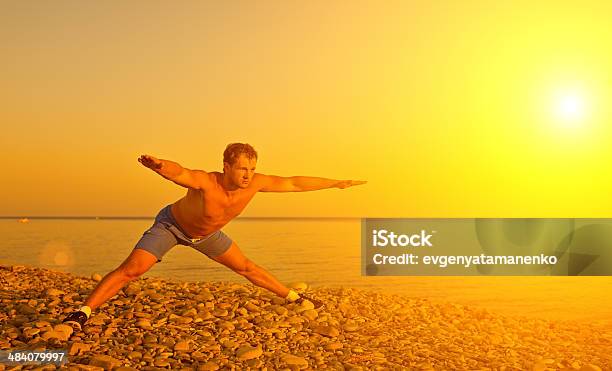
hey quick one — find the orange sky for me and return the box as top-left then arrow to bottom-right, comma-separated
1,1 -> 611,217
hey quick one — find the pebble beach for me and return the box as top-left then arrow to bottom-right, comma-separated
1,264 -> 610,370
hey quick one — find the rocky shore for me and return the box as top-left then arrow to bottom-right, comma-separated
1,264 -> 610,370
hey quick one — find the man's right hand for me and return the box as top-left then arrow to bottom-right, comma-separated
138,154 -> 163,171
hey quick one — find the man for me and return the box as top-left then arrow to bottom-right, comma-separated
63,143 -> 366,329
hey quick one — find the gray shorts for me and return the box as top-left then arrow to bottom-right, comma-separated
135,204 -> 233,262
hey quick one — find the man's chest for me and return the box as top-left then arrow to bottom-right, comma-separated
201,189 -> 257,218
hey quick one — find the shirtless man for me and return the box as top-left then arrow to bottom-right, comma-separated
62,143 -> 366,329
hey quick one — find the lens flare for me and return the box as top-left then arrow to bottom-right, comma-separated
551,90 -> 588,126
38,240 -> 75,268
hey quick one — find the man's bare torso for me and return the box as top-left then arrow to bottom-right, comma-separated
170,172 -> 259,238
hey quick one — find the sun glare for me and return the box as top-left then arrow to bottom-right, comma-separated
551,90 -> 588,126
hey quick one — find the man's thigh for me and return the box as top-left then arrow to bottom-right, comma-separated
190,230 -> 234,259
134,223 -> 178,263
209,241 -> 251,274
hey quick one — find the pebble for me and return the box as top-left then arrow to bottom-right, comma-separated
16,303 -> 37,315
342,320 -> 359,332
236,344 -> 263,360
579,365 -> 602,371
154,357 -> 171,367
0,264 -> 609,371
174,340 -> 190,351
274,306 -> 288,315
244,302 -> 261,312
136,319 -> 153,330
34,320 -> 51,328
41,329 -> 69,341
127,351 -> 142,360
302,309 -> 318,321
89,354 -> 121,369
54,323 -> 74,337
69,342 -> 92,355
295,300 -> 314,313
23,327 -> 41,337
281,354 -> 309,366
313,325 -> 340,337
198,361 -> 220,370
45,288 -> 65,297
325,342 -> 344,350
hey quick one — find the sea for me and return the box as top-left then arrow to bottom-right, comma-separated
1,218 -> 610,327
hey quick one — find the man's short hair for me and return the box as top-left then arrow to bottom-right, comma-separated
223,143 -> 258,166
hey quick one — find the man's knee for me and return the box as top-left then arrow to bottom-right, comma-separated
116,266 -> 145,281
116,261 -> 153,280
236,259 -> 257,276
116,249 -> 157,279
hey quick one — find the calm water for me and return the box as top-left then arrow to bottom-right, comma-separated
0,218 -> 361,286
1,218 -> 611,327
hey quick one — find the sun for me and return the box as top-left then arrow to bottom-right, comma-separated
551,90 -> 588,126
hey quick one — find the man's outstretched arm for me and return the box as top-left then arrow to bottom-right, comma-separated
138,154 -> 211,190
256,173 -> 367,192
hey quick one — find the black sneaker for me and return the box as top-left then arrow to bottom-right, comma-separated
295,293 -> 324,310
62,311 -> 88,330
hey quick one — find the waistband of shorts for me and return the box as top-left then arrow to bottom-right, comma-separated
163,204 -> 177,223
162,204 -> 189,236
162,204 -> 214,242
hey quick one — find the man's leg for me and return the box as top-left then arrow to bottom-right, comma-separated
63,249 -> 159,329
84,249 -> 158,310
211,241 -> 291,298
85,217 -> 177,310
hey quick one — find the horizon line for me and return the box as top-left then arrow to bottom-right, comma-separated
0,216 -> 361,220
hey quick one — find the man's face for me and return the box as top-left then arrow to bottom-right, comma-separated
224,154 -> 257,189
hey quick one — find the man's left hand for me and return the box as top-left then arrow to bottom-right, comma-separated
335,180 -> 367,189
